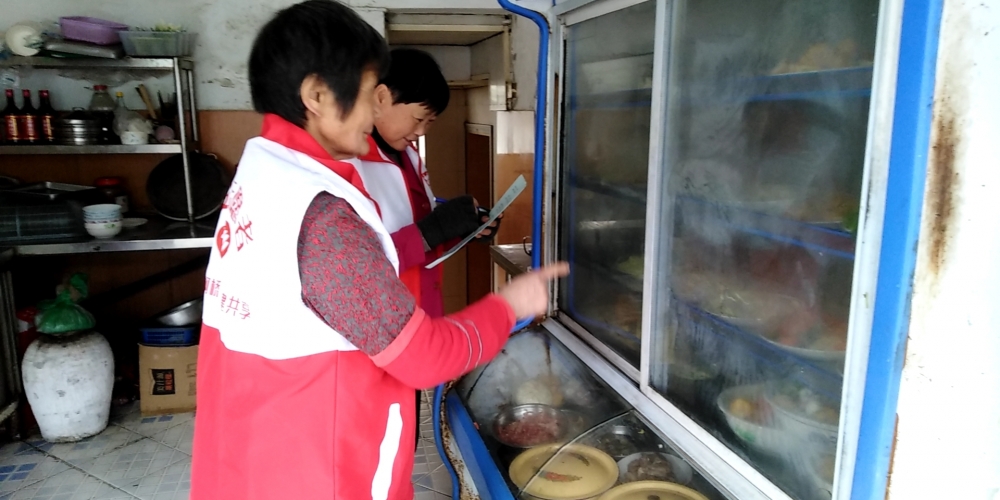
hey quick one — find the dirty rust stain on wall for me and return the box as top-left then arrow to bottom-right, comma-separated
927,106 -> 957,274
925,54 -> 966,278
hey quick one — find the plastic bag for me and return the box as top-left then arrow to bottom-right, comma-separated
113,107 -> 153,137
35,273 -> 95,335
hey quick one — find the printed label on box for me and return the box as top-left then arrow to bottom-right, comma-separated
151,369 -> 176,396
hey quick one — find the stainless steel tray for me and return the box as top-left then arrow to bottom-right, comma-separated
5,182 -> 97,201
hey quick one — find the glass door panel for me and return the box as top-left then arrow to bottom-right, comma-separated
648,0 -> 879,498
558,0 -> 658,369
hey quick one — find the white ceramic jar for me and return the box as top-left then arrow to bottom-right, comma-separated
22,331 -> 114,442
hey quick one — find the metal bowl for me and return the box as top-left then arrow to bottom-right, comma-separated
492,404 -> 567,449
583,424 -> 649,460
153,298 -> 203,326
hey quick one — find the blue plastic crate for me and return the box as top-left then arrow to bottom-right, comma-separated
140,325 -> 199,346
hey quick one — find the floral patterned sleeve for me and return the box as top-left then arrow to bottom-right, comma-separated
297,192 -> 416,355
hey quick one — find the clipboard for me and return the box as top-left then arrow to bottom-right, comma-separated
425,175 -> 527,269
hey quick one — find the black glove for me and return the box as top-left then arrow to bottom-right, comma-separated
474,207 -> 501,242
417,196 -> 482,248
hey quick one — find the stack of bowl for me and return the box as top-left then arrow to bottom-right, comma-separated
54,113 -> 103,146
83,204 -> 122,239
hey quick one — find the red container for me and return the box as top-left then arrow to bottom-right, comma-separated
59,17 -> 129,46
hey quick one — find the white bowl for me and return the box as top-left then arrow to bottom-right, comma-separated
83,204 -> 122,219
85,220 -> 122,239
764,385 -> 839,452
717,384 -> 792,457
83,203 -> 122,212
120,131 -> 149,145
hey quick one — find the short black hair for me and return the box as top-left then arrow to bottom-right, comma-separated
249,0 -> 388,126
381,48 -> 450,115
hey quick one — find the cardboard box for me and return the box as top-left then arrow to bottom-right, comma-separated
139,344 -> 198,416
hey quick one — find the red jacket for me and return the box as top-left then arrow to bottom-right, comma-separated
190,116 -> 514,499
356,137 -> 445,317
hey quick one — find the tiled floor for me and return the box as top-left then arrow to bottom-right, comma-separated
0,392 -> 452,500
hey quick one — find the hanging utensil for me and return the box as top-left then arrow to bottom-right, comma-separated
146,153 -> 231,221
136,84 -> 158,120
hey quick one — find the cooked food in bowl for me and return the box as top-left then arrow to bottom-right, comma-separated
493,405 -> 566,448
717,384 -> 790,457
625,453 -> 676,482
583,424 -> 646,460
671,272 -> 799,332
771,311 -> 848,353
727,393 -> 772,424
769,384 -> 839,427
703,289 -> 800,331
618,452 -> 692,484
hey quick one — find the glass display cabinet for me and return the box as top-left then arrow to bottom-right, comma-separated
446,0 -> 930,498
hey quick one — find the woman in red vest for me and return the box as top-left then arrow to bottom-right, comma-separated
356,48 -> 501,446
190,2 -> 566,498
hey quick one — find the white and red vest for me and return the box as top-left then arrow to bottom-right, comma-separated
356,137 -> 445,316
191,135 -> 416,500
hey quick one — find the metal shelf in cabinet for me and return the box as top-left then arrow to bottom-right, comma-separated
571,175 -> 647,205
569,88 -> 653,110
0,56 -> 193,71
0,144 -> 182,155
0,56 -> 201,222
746,66 -> 874,103
676,196 -> 856,259
673,299 -> 844,398
13,216 -> 214,256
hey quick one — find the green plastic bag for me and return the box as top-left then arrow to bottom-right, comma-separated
35,273 -> 95,335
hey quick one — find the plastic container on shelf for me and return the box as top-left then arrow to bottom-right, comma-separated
119,31 -> 195,57
59,17 -> 129,46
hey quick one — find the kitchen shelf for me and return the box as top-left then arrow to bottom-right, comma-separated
490,244 -> 531,277
0,56 -> 193,71
0,55 -> 200,222
0,144 -> 182,155
13,216 -> 215,256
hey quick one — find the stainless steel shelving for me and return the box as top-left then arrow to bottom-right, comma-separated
490,243 -> 531,278
0,56 -> 200,226
12,216 -> 215,256
0,56 -> 193,71
0,144 -> 182,155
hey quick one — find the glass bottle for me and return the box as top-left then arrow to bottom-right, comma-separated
37,90 -> 56,144
1,89 -> 20,144
18,90 -> 39,144
88,85 -> 117,144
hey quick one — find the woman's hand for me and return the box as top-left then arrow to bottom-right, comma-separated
497,263 -> 570,319
475,212 -> 502,240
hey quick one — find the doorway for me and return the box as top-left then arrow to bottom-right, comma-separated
465,124 -> 494,303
